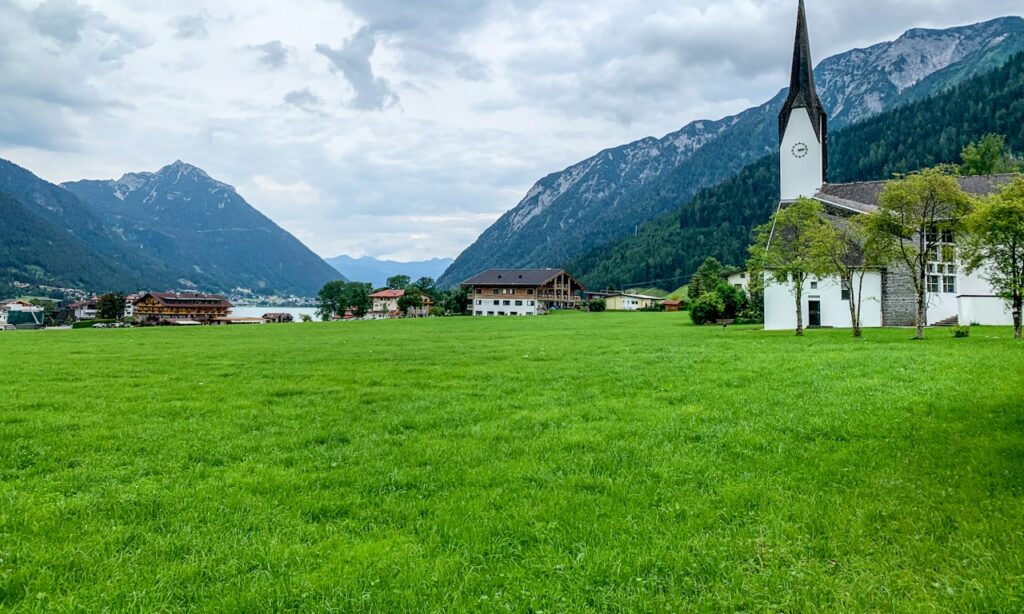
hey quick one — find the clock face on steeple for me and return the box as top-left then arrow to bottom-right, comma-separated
791,142 -> 809,158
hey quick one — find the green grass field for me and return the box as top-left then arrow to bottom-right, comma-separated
2,314 -> 1023,611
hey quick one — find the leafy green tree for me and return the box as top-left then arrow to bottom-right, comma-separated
688,257 -> 724,301
316,281 -> 346,321
807,215 -> 895,338
397,287 -> 424,315
689,293 -> 724,325
96,293 -> 126,321
864,167 -> 972,340
959,134 -> 1022,176
317,281 -> 372,321
749,198 -> 826,336
387,275 -> 411,290
437,286 -> 470,316
413,277 -> 436,295
962,176 -> 1024,339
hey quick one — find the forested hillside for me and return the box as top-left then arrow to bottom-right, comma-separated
570,52 -> 1024,290
439,17 -> 1024,287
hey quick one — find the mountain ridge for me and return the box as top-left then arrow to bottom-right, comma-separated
326,255 -> 454,288
62,161 -> 345,296
437,16 -> 1024,288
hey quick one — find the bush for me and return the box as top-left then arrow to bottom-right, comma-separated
72,319 -> 117,330
690,293 -> 725,326
952,325 -> 971,338
715,283 -> 748,319
586,299 -> 607,313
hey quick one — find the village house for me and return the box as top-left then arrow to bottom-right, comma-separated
604,292 -> 665,311
0,299 -> 46,330
69,298 -> 99,321
133,292 -> 232,325
725,270 -> 750,292
764,2 -> 1014,331
368,289 -> 433,320
463,269 -> 586,316
123,294 -> 142,320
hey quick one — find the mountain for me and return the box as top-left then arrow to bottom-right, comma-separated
568,50 -> 1024,290
437,16 -> 1024,288
63,161 -> 344,296
0,158 -> 179,291
326,255 -> 454,288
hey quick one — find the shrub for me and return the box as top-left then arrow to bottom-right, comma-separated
690,293 -> 725,326
72,319 -> 117,330
952,325 -> 971,338
586,299 -> 607,313
715,283 -> 748,319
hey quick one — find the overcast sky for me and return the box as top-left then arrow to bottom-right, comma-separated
1,0 -> 1020,260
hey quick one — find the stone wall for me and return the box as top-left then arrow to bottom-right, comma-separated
881,261 -> 918,327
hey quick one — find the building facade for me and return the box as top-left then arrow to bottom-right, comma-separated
463,269 -> 586,316
134,292 -> 232,325
367,289 -> 433,319
764,1 -> 1013,330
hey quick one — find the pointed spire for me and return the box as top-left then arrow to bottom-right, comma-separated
789,0 -> 820,108
779,0 -> 827,176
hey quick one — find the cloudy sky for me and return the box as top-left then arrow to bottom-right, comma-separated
1,0 -> 1020,260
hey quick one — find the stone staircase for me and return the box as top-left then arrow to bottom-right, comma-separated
933,315 -> 960,327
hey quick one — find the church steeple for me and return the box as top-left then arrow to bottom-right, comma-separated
778,0 -> 828,200
779,0 -> 826,146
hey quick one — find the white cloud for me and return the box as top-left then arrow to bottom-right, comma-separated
1,0 -> 1021,260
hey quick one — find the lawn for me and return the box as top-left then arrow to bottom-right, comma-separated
1,314 -> 1022,612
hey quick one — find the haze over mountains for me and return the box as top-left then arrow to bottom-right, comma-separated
437,16 -> 1024,287
325,255 -> 454,288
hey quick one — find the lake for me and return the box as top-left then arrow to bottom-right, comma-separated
229,306 -> 320,322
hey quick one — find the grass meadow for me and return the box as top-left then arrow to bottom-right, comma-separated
1,313 -> 1023,611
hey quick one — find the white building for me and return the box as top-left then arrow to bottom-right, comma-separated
764,1 -> 1014,331
0,299 -> 46,329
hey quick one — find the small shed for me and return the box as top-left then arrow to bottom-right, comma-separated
663,300 -> 683,312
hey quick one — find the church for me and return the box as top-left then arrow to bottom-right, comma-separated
763,1 -> 1016,331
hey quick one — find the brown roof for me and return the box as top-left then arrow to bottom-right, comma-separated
371,289 -> 405,299
462,269 -> 583,288
815,174 -> 1017,213
141,292 -> 232,308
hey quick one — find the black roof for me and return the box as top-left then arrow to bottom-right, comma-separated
779,0 -> 828,180
461,269 -> 576,287
816,174 -> 1017,213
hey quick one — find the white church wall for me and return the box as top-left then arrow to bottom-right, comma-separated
955,266 -> 1013,325
764,272 -> 883,331
959,296 -> 1014,326
779,107 -> 824,201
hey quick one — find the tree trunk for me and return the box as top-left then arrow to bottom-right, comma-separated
845,275 -> 861,338
916,233 -> 927,340
794,275 -> 805,337
1014,291 -> 1022,340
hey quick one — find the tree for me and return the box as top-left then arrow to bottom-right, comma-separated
807,215 -> 894,338
96,293 -> 126,321
959,134 -> 1022,176
387,275 -> 411,290
690,293 -> 724,326
413,277 -> 436,294
688,257 -> 724,301
316,281 -> 372,321
749,198 -> 826,336
316,281 -> 346,321
962,175 -> 1024,339
437,286 -> 470,316
864,167 -> 972,339
397,287 -> 424,316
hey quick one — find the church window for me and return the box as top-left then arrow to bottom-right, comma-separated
841,288 -> 851,301
810,281 -> 818,290
928,276 -> 941,294
943,276 -> 957,294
